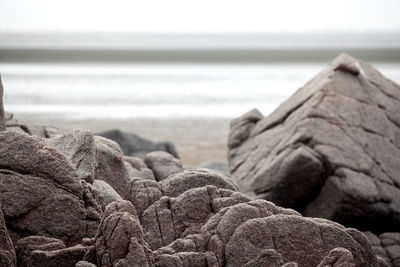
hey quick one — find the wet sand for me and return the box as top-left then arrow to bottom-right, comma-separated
15,114 -> 231,167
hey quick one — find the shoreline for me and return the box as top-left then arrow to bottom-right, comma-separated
14,114 -> 231,166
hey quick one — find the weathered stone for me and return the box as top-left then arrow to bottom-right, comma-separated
0,204 -> 16,267
0,130 -> 82,196
225,215 -> 377,267
151,193 -> 377,267
126,178 -> 163,219
93,200 -> 154,267
75,261 -> 97,267
124,156 -> 155,180
15,236 -> 87,267
47,129 -> 97,183
92,180 -> 122,205
160,169 -> 238,198
365,231 -> 400,267
317,247 -> 356,267
228,53 -> 400,233
94,136 -> 130,198
144,151 -> 183,181
97,129 -> 179,159
0,131 -> 103,245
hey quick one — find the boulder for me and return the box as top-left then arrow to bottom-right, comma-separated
125,169 -> 240,223
93,201 -> 154,267
73,168 -> 381,267
317,247 -> 356,267
92,180 -> 122,205
153,196 -> 378,267
0,131 -> 103,246
94,136 -> 130,197
15,236 -> 87,267
0,75 -> 5,131
144,151 -> 183,181
0,204 -> 16,267
159,169 -> 239,198
4,112 -> 18,127
97,129 -> 179,159
75,261 -> 97,267
228,53 -> 400,233
141,186 -> 252,250
47,129 -> 97,184
364,231 -> 400,267
124,156 -> 155,180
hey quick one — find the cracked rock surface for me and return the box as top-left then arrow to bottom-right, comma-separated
0,204 -> 16,267
15,235 -> 88,267
0,130 -> 103,246
228,53 -> 400,234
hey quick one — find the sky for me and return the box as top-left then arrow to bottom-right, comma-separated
0,0 -> 400,33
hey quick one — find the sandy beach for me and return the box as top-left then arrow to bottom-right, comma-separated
15,114 -> 231,167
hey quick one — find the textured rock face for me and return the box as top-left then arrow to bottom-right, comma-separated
228,53 -> 400,233
365,231 -> 400,267
0,205 -> 16,267
15,236 -> 87,267
144,151 -> 183,181
317,247 -> 356,267
84,169 -> 379,267
152,198 -> 378,267
97,129 -> 179,159
0,131 -> 103,246
93,201 -> 154,267
47,129 -> 97,184
94,136 -> 131,198
124,156 -> 155,181
0,75 -> 5,131
92,180 -> 122,205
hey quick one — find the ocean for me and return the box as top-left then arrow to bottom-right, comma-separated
1,62 -> 400,121
1,32 -> 400,121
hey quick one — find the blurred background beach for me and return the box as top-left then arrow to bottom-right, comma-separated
1,0 -> 400,165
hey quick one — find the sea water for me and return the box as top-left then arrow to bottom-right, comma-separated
2,62 -> 400,120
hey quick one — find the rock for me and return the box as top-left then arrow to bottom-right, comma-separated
75,261 -> 97,267
152,195 -> 377,267
317,247 -> 356,267
4,112 -> 18,127
93,200 -> 154,267
225,215 -> 376,267
365,231 -> 400,267
97,129 -> 179,159
47,129 -> 97,183
141,186 -> 252,250
160,169 -> 239,198
0,204 -> 16,267
92,180 -> 122,205
0,75 -> 5,131
15,236 -> 87,267
228,53 -> 400,233
68,168 -> 380,267
94,136 -> 130,197
0,130 -> 103,246
197,161 -> 230,176
124,156 -> 156,180
144,151 -> 183,181
126,178 -> 163,219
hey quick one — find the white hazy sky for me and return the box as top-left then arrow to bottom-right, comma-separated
1,0 -> 399,33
